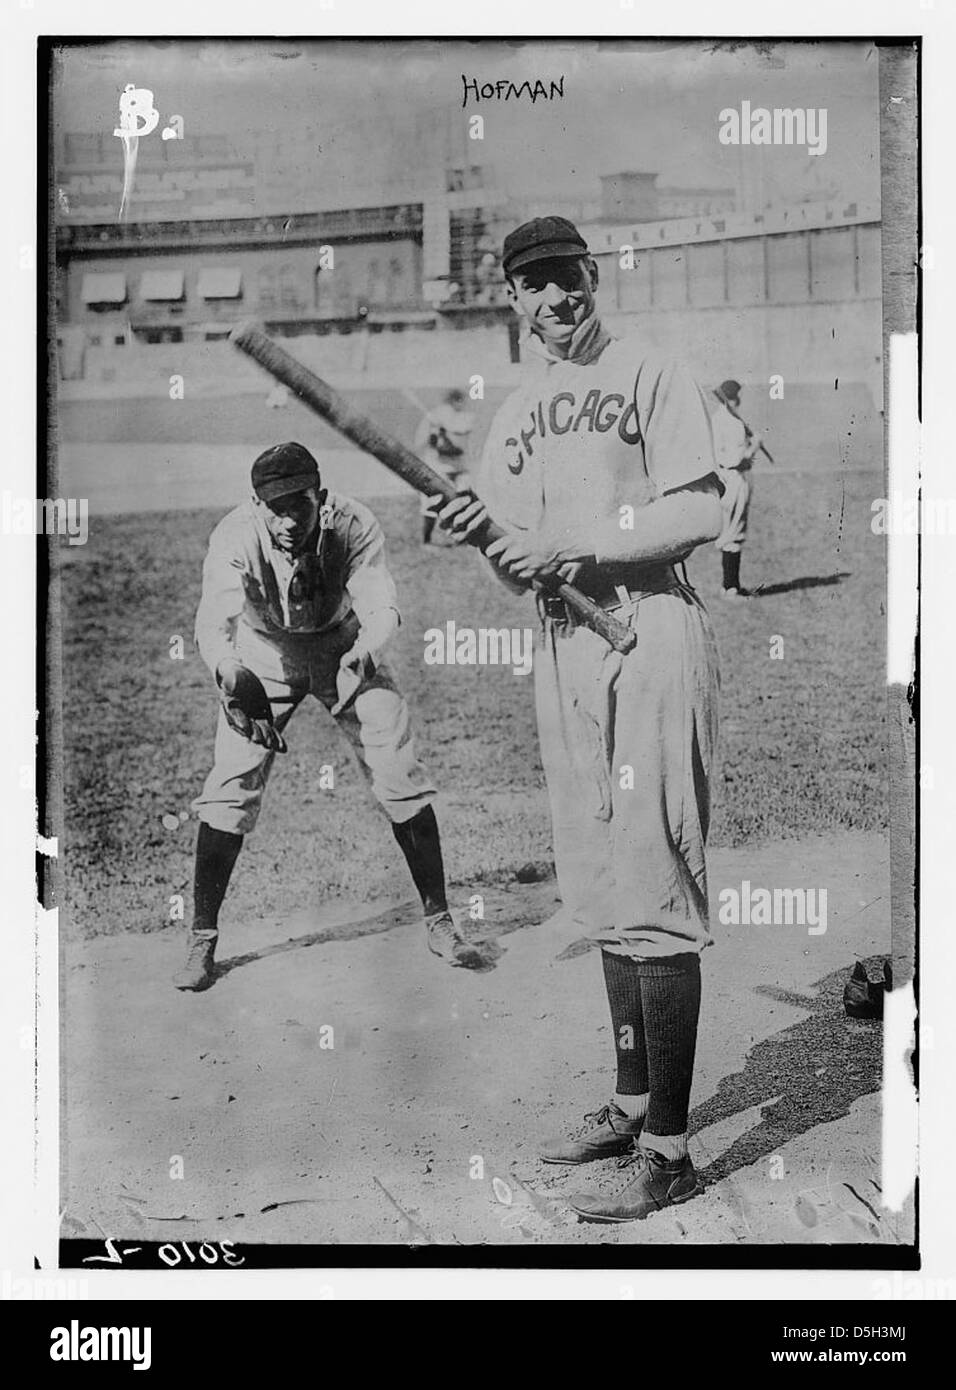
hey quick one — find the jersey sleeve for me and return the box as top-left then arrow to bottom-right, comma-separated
341,501 -> 401,659
637,358 -> 719,494
475,405 -> 534,597
194,518 -> 248,676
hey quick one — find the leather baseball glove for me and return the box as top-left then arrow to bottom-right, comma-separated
216,659 -> 287,752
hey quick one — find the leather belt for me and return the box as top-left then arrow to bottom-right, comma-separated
537,567 -> 696,625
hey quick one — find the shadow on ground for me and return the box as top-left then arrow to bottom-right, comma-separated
214,897 -> 507,980
214,900 -> 416,979
689,954 -> 887,1185
214,897 -> 885,1191
752,572 -> 852,598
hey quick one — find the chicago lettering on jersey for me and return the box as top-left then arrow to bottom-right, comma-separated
505,388 -> 642,474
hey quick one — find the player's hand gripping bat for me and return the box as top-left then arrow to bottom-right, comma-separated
713,387 -> 775,465
231,322 -> 637,654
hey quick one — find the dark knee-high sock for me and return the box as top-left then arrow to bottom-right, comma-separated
633,954 -> 702,1154
601,950 -> 649,1117
193,823 -> 243,936
392,804 -> 447,916
722,550 -> 741,590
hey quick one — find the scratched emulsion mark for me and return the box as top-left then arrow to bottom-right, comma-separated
113,85 -> 160,223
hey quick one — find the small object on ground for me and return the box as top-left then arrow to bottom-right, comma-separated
843,959 -> 892,1019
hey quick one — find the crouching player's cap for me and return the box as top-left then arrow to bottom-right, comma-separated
501,215 -> 590,276
251,442 -> 321,501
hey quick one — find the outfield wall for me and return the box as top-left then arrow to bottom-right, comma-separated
68,296 -> 881,397
608,299 -> 883,397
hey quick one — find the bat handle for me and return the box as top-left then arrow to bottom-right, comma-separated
549,582 -> 638,653
470,519 -> 636,653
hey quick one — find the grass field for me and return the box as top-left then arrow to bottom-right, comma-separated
58,467 -> 888,938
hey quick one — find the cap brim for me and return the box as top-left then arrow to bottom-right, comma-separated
255,473 -> 319,502
504,241 -> 589,274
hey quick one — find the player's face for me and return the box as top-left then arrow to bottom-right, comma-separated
507,256 -> 598,347
260,486 -> 321,554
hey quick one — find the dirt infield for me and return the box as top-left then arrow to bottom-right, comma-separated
61,831 -> 898,1248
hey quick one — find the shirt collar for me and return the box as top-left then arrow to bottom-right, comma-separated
523,309 -> 613,367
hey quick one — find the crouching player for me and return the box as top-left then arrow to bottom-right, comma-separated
175,441 -> 481,991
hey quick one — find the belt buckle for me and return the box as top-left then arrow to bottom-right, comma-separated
541,593 -> 568,620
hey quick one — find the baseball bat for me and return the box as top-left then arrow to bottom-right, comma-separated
231,321 -> 637,654
713,389 -> 775,464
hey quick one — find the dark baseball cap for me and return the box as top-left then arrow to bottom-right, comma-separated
501,216 -> 590,276
251,442 -> 321,502
719,380 -> 742,402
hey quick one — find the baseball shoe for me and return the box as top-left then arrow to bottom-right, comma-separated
425,911 -> 483,968
721,586 -> 752,600
568,1145 -> 703,1223
538,1102 -> 644,1164
172,931 -> 218,991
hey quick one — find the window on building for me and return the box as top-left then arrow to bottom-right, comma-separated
139,269 -> 186,302
197,267 -> 243,299
140,327 -> 183,345
80,272 -> 127,308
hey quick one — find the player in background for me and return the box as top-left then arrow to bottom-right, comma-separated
416,389 -> 475,545
175,441 -> 481,991
433,216 -> 724,1223
711,379 -> 762,599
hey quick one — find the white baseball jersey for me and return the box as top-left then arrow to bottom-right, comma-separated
710,405 -> 758,471
194,492 -> 400,681
710,404 -> 758,552
478,339 -> 718,556
192,492 -> 435,835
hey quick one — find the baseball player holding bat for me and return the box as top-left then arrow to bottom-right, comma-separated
174,440 -> 483,991
434,216 -> 724,1222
